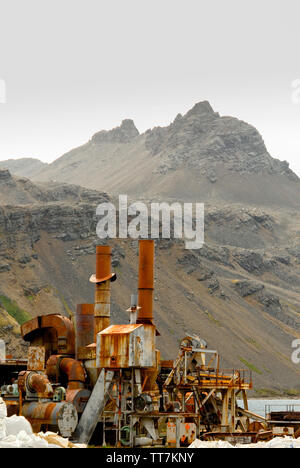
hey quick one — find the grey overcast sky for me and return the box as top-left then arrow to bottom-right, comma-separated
0,0 -> 300,175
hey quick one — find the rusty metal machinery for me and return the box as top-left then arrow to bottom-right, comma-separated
5,240 -> 267,446
1,317 -> 80,437
22,401 -> 78,437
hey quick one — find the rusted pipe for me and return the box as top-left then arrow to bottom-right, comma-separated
45,354 -> 60,382
28,373 -> 54,398
22,401 -> 78,437
66,388 -> 91,413
21,314 -> 75,355
46,355 -> 86,390
137,240 -> 154,324
59,357 -> 86,390
90,246 -> 115,339
18,371 -> 53,399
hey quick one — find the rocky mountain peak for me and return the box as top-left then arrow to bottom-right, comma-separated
120,119 -> 139,134
17,100 -> 299,208
0,169 -> 17,189
185,100 -> 219,119
91,119 -> 139,144
145,101 -> 299,182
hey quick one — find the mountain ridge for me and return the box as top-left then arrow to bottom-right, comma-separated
0,158 -> 48,178
1,102 -> 299,208
1,100 -> 296,208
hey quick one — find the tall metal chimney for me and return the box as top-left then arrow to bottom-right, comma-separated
89,245 -> 116,340
137,240 -> 154,324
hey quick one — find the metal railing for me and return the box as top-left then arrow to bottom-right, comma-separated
197,368 -> 252,388
265,403 -> 300,419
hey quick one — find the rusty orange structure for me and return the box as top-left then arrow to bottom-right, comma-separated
90,245 -> 116,338
137,240 -> 155,324
0,239 -> 266,446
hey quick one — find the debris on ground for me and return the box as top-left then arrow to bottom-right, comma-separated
189,437 -> 300,449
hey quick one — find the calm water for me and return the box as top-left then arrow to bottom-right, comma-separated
237,399 -> 300,418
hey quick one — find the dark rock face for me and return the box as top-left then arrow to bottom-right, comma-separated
233,280 -> 264,297
274,255 -> 291,265
257,291 -> 300,329
0,170 -> 110,206
178,252 -> 201,268
0,203 -> 100,239
0,263 -> 11,272
258,292 -> 282,312
145,101 -> 298,182
234,250 -> 266,274
41,183 -> 108,204
287,246 -> 300,264
0,180 -> 110,277
92,119 -> 139,144
197,270 -> 214,281
0,170 -> 12,182
204,206 -> 275,249
198,244 -> 231,266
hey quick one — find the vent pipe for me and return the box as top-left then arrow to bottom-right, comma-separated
137,240 -> 154,324
126,294 -> 139,324
89,245 -> 116,339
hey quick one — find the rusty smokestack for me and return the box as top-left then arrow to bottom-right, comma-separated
89,245 -> 116,340
137,239 -> 154,324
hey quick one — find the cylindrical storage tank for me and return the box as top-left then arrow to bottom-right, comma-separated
22,401 -> 78,438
